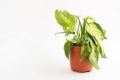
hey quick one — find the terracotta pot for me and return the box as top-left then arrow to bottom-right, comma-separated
70,46 -> 92,72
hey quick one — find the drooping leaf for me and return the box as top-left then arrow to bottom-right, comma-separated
87,22 -> 106,41
87,32 -> 107,58
86,32 -> 97,46
55,10 -> 77,33
84,16 -> 106,41
96,38 -> 107,58
81,43 -> 91,61
64,41 -> 74,59
86,33 -> 99,69
89,39 -> 99,70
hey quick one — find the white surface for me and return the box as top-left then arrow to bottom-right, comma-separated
0,0 -> 120,80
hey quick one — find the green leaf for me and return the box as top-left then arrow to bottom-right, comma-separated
87,22 -> 106,40
89,39 -> 99,70
96,38 -> 107,58
84,16 -> 106,41
55,10 -> 77,33
64,41 -> 74,59
81,43 -> 91,61
87,32 -> 107,58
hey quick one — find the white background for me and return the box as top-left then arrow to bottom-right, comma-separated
0,0 -> 120,80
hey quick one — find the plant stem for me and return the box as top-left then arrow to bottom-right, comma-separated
55,32 -> 66,35
78,17 -> 83,32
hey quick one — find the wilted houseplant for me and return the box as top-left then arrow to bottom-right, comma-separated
55,9 -> 107,72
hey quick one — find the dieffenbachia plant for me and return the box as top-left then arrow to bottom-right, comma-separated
55,9 -> 107,70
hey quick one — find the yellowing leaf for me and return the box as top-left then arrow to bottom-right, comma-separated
87,22 -> 106,41
55,10 -> 77,33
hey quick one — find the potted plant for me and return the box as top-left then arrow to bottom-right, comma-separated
55,10 -> 107,72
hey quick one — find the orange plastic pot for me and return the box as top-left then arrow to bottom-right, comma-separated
70,46 -> 92,72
